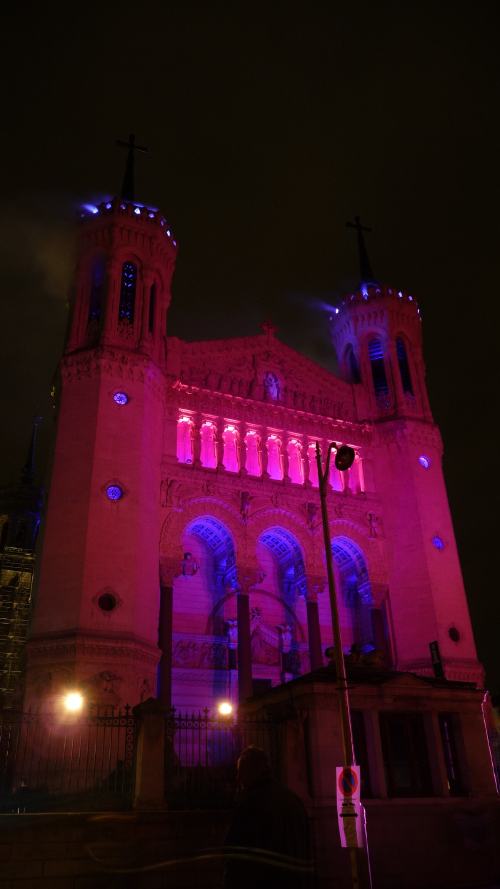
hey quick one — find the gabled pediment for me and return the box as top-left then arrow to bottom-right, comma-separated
167,332 -> 356,421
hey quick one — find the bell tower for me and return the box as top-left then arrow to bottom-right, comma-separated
26,146 -> 177,709
329,220 -> 483,685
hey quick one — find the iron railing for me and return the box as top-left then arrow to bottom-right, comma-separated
0,705 -> 136,812
165,708 -> 282,809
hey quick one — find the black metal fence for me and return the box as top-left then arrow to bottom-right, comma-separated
0,706 -> 136,812
165,708 -> 282,809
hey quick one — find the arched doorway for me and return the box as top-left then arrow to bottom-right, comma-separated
332,536 -> 374,653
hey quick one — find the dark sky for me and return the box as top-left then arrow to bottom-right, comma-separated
2,3 -> 499,692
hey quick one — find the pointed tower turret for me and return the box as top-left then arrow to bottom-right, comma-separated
328,230 -> 482,686
26,144 -> 178,708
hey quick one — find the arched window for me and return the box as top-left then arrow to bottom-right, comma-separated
88,258 -> 105,322
200,421 -> 217,468
223,425 -> 239,472
396,337 -> 414,395
177,416 -> 193,464
287,439 -> 303,484
245,430 -> 261,476
346,344 -> 361,383
308,443 -> 319,487
148,283 -> 156,334
368,338 -> 389,397
119,261 -> 137,323
267,435 -> 283,480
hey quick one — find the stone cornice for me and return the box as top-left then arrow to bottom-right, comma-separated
61,348 -> 166,401
166,381 -> 372,444
373,418 -> 443,452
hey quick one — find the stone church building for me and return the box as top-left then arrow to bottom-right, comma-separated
24,187 -> 483,715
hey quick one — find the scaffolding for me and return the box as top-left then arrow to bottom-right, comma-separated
0,547 -> 35,707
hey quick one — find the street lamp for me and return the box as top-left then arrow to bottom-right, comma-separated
315,441 -> 373,889
217,701 -> 233,717
62,691 -> 84,713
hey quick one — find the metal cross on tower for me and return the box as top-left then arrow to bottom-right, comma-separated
346,215 -> 378,286
116,133 -> 148,202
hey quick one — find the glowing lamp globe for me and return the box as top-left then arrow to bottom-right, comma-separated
63,691 -> 84,713
218,701 -> 233,717
334,445 -> 355,472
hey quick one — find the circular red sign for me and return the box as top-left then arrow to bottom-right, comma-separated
338,766 -> 359,797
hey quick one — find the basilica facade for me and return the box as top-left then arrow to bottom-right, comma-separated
24,194 -> 482,712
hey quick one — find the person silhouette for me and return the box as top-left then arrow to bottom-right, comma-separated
223,745 -> 313,888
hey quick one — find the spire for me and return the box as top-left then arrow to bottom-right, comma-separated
116,133 -> 148,202
21,418 -> 42,486
346,215 -> 378,286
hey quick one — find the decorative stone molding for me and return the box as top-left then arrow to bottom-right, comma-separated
26,633 -> 160,668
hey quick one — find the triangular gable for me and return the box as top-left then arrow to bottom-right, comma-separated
167,332 -> 356,421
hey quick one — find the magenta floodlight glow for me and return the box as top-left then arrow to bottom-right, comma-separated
113,392 -> 129,406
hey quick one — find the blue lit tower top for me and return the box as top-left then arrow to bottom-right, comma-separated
330,228 -> 432,422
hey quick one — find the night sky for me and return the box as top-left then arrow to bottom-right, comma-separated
2,3 -> 498,692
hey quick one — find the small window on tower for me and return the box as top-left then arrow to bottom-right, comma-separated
119,261 -> 137,323
396,337 -> 414,395
368,338 -> 389,397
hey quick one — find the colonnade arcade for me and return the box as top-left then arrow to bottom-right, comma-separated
176,413 -> 366,492
159,509 -> 377,708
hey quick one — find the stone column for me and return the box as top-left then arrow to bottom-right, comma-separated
302,436 -> 310,486
305,575 -> 325,670
260,428 -> 269,478
158,559 -> 180,708
238,423 -> 247,475
282,435 -> 290,482
236,567 -> 263,702
388,339 -> 406,413
192,415 -> 201,467
102,257 -> 120,343
139,269 -> 154,348
216,418 -> 225,470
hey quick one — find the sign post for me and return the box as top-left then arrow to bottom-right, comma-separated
337,765 -> 364,849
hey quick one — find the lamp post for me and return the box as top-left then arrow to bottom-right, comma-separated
316,441 -> 373,889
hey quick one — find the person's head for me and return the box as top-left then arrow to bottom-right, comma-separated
237,745 -> 271,790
